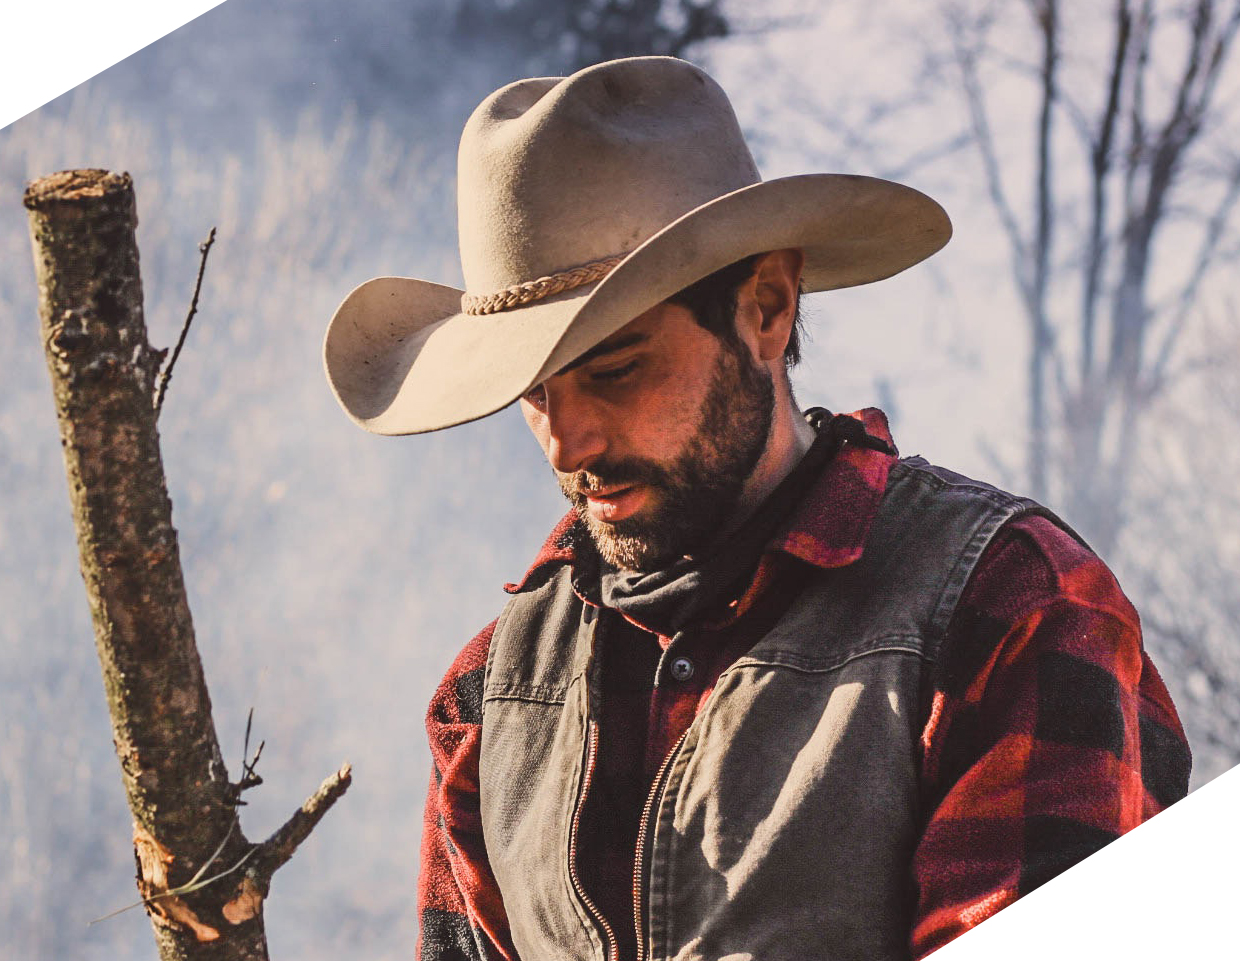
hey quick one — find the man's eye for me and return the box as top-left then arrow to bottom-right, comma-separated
523,384 -> 547,409
591,360 -> 638,382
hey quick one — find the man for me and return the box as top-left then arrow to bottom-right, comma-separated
324,57 -> 1190,961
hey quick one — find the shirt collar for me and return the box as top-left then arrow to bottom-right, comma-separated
769,406 -> 897,569
505,407 -> 899,594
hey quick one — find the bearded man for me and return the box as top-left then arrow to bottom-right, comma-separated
324,57 -> 1190,961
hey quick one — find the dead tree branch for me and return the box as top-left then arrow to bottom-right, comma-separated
154,227 -> 216,415
954,30 -> 1032,289
249,764 -> 354,884
1148,155 -> 1240,390
24,168 -> 349,961
1080,0 -> 1132,382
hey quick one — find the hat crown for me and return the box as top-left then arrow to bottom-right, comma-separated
457,57 -> 761,295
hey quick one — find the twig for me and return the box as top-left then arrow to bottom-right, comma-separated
952,22 -> 1032,302
1148,156 -> 1240,390
154,227 -> 216,415
239,741 -> 265,792
250,763 -> 353,883
233,707 -> 265,801
181,819 -> 239,892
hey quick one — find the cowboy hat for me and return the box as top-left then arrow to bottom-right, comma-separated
324,56 -> 951,435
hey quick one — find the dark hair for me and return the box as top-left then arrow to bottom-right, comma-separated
666,253 -> 805,368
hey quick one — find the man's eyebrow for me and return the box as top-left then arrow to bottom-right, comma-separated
557,331 -> 649,374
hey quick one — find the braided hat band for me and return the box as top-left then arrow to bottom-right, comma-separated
461,255 -> 624,316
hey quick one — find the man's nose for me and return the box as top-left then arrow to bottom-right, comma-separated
544,391 -> 607,475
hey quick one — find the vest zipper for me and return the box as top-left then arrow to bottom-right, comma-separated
570,719 -> 620,961
633,727 -> 691,961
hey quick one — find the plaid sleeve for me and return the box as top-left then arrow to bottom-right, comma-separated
911,515 -> 1191,959
417,621 -> 516,961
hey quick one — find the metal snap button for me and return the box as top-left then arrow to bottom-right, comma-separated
670,656 -> 694,682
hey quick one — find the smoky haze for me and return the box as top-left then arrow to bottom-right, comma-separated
1,1 -> 1237,959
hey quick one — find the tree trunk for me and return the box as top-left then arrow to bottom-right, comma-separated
24,169 -> 349,961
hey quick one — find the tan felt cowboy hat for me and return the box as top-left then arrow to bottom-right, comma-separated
324,56 -> 952,435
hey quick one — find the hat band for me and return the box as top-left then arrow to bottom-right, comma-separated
461,255 -> 624,315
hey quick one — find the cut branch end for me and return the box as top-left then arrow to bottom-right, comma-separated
250,763 -> 353,887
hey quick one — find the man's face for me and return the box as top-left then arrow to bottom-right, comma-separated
520,303 -> 774,571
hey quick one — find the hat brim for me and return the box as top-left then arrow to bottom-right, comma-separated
324,173 -> 950,435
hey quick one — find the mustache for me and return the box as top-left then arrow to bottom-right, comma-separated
558,457 -> 671,499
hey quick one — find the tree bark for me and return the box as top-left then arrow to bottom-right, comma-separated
25,169 -> 349,961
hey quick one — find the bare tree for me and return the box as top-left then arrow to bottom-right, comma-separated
948,0 -> 1240,556
749,1 -> 1240,778
451,0 -> 732,72
1122,305 -> 1240,780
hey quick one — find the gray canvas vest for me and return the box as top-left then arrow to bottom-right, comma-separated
479,458 -> 1063,961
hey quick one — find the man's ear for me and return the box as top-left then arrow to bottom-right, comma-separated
743,248 -> 804,362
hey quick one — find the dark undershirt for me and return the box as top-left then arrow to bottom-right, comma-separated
576,556 -> 818,959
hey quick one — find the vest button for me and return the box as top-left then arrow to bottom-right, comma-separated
670,656 -> 694,682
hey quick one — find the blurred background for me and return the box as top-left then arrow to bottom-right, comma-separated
2,0 -> 1238,957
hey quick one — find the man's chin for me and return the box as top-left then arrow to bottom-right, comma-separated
578,510 -> 680,573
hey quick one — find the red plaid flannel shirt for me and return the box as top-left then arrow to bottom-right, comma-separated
417,410 -> 1190,960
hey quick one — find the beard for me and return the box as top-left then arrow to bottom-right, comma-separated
557,337 -> 776,572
